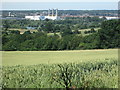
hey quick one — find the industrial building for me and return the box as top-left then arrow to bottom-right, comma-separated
25,15 -> 41,20
25,9 -> 60,20
99,16 -> 118,20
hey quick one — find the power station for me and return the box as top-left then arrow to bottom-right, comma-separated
25,9 -> 60,20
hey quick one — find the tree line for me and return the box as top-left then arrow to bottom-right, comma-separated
2,16 -> 105,32
1,19 -> 120,51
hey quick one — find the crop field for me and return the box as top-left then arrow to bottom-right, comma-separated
2,49 -> 118,88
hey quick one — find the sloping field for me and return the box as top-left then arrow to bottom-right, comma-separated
2,49 -> 118,66
2,49 -> 118,88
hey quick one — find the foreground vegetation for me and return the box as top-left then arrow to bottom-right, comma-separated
2,58 -> 118,88
2,49 -> 118,88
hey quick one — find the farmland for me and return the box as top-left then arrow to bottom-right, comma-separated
2,49 -> 118,88
2,49 -> 118,66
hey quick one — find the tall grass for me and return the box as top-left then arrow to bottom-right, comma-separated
2,59 -> 118,88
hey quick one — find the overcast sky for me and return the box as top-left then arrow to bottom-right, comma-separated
1,0 -> 120,10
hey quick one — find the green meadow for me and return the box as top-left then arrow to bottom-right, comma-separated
2,49 -> 118,66
2,49 -> 118,88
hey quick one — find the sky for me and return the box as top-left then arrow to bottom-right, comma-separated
2,0 -> 120,2
1,0 -> 120,10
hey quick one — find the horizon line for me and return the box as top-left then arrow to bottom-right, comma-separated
1,9 -> 118,11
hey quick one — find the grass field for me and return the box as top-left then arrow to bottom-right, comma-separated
78,28 -> 100,36
2,49 -> 118,88
2,49 -> 118,66
9,28 -> 37,34
79,28 -> 100,31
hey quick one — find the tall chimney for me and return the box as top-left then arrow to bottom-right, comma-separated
48,9 -> 50,16
52,9 -> 54,16
56,9 -> 58,17
9,12 -> 11,16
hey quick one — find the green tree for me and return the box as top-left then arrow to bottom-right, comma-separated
3,20 -> 10,30
42,21 -> 54,33
61,25 -> 72,37
98,20 -> 120,48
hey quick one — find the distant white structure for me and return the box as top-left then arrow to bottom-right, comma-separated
105,17 -> 118,20
99,16 -> 118,20
40,8 -> 60,20
25,15 -> 41,20
8,12 -> 11,16
25,9 -> 60,20
8,12 -> 14,17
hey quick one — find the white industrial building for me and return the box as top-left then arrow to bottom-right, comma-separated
25,9 -> 60,20
105,16 -> 118,20
99,16 -> 118,20
25,15 -> 41,20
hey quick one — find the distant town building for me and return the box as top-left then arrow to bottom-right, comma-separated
25,9 -> 60,20
99,16 -> 118,20
105,16 -> 118,20
8,12 -> 15,17
25,15 -> 40,20
8,12 -> 11,16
